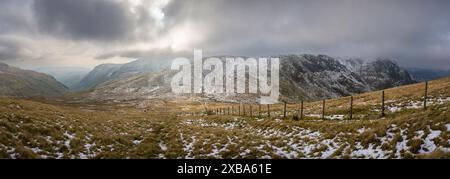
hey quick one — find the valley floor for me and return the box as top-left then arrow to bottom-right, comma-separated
0,77 -> 449,159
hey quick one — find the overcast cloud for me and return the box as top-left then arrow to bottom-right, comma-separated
0,0 -> 449,70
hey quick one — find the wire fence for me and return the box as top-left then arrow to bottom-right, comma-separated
182,81 -> 432,120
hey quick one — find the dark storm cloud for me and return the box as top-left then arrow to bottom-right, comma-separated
0,0 -> 450,69
163,0 -> 450,69
32,0 -> 134,41
0,36 -> 34,61
0,0 -> 35,35
0,39 -> 23,60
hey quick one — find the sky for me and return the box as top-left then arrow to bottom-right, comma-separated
0,0 -> 450,70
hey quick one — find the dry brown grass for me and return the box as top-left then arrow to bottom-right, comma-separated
0,77 -> 449,159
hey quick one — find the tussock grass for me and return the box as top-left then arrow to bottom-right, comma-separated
1,77 -> 449,158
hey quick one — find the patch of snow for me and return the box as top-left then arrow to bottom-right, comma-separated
395,129 -> 408,158
306,114 -> 321,118
206,143 -> 229,158
63,132 -> 75,148
325,115 -> 345,120
159,141 -> 167,151
387,106 -> 402,113
352,143 -> 387,159
30,147 -> 42,153
7,148 -> 17,159
420,126 -> 441,153
56,152 -> 64,159
405,101 -> 422,109
320,138 -> 340,158
357,127 -> 366,134
132,140 -> 142,145
180,133 -> 196,159
78,153 -> 88,159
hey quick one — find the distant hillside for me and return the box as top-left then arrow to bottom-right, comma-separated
72,59 -> 170,91
407,68 -> 450,82
280,55 -> 415,101
0,63 -> 68,97
72,63 -> 122,91
33,67 -> 90,89
82,54 -> 415,102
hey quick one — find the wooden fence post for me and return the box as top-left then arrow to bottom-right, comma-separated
259,104 -> 261,117
239,104 -> 241,116
283,101 -> 287,118
243,105 -> 246,116
322,99 -> 325,120
350,96 -> 353,120
381,91 -> 385,117
300,101 -> 304,120
424,81 -> 428,110
267,104 -> 270,117
250,105 -> 253,117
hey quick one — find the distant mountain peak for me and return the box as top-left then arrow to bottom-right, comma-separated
80,54 -> 416,103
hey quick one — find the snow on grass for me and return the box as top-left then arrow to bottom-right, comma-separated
242,126 -> 324,158
269,143 -> 298,159
387,106 -> 402,113
179,132 -> 196,159
159,141 -> 167,151
304,114 -> 344,120
420,126 -> 442,153
63,131 -> 75,149
352,143 -> 387,159
395,129 -> 409,158
320,137 -> 340,158
158,141 -> 167,159
30,147 -> 43,154
181,118 -> 331,158
385,97 -> 447,114
239,148 -> 252,157
7,147 -> 17,159
132,140 -> 142,145
357,127 -> 366,134
405,101 -> 422,109
176,114 -> 447,159
55,152 -> 64,159
325,115 -> 345,120
306,114 -> 321,118
182,118 -> 244,130
45,136 -> 53,144
206,143 -> 230,158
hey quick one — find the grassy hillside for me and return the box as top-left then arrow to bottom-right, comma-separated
0,77 -> 449,159
0,63 -> 68,97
